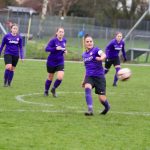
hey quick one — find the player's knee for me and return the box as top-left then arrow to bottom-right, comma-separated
99,95 -> 107,101
57,72 -> 64,80
115,66 -> 121,73
6,64 -> 12,70
115,65 -> 121,69
48,73 -> 54,80
57,75 -> 63,80
84,84 -> 92,89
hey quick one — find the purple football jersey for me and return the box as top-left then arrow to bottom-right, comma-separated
105,39 -> 126,59
82,47 -> 104,77
45,37 -> 67,67
0,33 -> 23,59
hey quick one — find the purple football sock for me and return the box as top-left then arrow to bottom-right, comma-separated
45,80 -> 52,92
4,69 -> 10,84
100,100 -> 110,115
104,68 -> 109,74
85,88 -> 93,112
8,71 -> 14,85
113,68 -> 120,85
53,79 -> 62,89
101,100 -> 110,111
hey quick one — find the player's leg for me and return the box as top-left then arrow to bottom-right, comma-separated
7,55 -> 19,86
104,58 -> 112,74
3,55 -> 12,87
99,95 -> 110,115
95,77 -> 110,115
113,65 -> 121,86
44,65 -> 54,96
84,76 -> 94,116
113,57 -> 121,86
51,65 -> 64,97
84,84 -> 93,116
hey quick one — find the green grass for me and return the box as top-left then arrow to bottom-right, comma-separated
24,37 -> 150,62
0,59 -> 150,150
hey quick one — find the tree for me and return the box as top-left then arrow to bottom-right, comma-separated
0,0 -> 17,8
15,0 -> 79,16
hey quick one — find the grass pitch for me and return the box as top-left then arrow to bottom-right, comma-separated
0,59 -> 150,150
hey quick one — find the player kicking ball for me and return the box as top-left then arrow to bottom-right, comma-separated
82,34 -> 110,116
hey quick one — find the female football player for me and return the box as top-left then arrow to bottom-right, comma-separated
82,34 -> 110,116
104,32 -> 127,86
44,27 -> 67,97
0,23 -> 24,87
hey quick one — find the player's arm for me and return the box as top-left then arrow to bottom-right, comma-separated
63,40 -> 67,55
45,39 -> 56,52
0,36 -> 6,56
63,49 -> 67,55
19,36 -> 24,61
95,49 -> 106,61
105,41 -> 112,57
81,73 -> 86,88
121,42 -> 127,62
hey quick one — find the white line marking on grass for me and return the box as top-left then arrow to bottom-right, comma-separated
16,93 -> 53,106
15,92 -> 150,117
0,109 -> 150,116
14,58 -> 150,67
111,111 -> 150,116
15,92 -> 84,107
0,109 -> 64,113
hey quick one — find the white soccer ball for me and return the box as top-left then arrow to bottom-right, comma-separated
117,68 -> 132,81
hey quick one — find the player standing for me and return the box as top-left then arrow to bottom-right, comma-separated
104,32 -> 127,86
44,27 -> 67,97
82,34 -> 110,116
0,23 -> 24,87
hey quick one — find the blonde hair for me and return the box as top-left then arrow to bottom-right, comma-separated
55,27 -> 64,37
115,32 -> 122,37
10,23 -> 18,29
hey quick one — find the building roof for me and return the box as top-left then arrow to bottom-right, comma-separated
0,6 -> 37,14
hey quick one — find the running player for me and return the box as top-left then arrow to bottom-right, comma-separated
82,34 -> 110,116
104,32 -> 127,86
0,23 -> 24,87
44,27 -> 67,97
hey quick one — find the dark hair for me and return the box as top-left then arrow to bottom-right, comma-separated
84,34 -> 92,40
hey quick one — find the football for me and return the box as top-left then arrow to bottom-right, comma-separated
117,68 -> 132,81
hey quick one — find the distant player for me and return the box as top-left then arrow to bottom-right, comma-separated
82,34 -> 110,116
44,27 -> 67,97
104,32 -> 127,86
0,23 -> 24,87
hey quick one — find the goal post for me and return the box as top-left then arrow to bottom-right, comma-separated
0,22 -> 7,35
124,1 -> 150,41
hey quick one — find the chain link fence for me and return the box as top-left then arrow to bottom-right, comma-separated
0,14 -> 150,62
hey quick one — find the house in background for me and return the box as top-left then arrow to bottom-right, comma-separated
0,6 -> 37,30
0,6 -> 37,17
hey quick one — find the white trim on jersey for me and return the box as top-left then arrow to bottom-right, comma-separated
98,50 -> 103,56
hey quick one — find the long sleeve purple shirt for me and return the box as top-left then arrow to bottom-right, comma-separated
82,47 -> 105,77
105,39 -> 126,59
45,37 -> 67,67
0,33 -> 24,59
